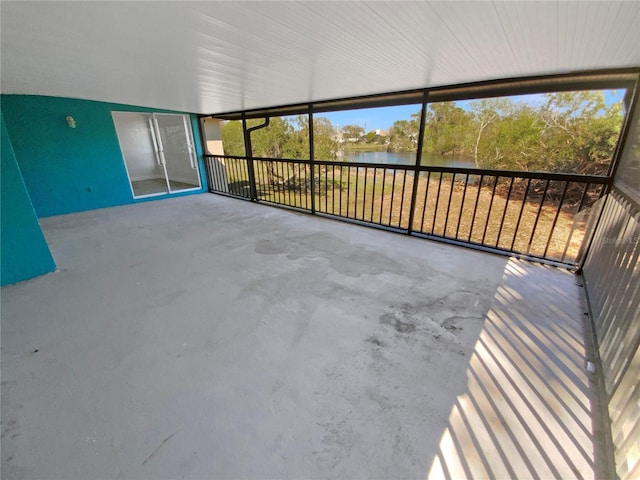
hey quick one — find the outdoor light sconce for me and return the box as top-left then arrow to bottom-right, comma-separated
66,116 -> 76,128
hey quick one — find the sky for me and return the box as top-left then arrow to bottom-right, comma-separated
318,89 -> 626,132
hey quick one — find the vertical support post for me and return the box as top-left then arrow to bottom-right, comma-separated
309,105 -> 316,214
579,79 -> 639,272
196,116 -> 210,156
407,92 -> 428,235
243,114 -> 270,202
197,117 -> 211,191
576,180 -> 612,272
241,115 -> 257,201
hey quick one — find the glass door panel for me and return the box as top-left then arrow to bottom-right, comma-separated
112,112 -> 169,197
154,114 -> 201,192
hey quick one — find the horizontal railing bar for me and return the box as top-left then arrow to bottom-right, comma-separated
207,155 -> 310,164
253,156 -> 309,164
315,212 -> 409,235
410,232 -> 576,269
204,154 -> 249,160
208,190 -> 253,201
316,160 -> 411,169
205,154 -> 611,183
372,164 -> 609,183
256,198 -> 311,214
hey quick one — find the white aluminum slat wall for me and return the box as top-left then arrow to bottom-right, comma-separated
584,97 -> 640,480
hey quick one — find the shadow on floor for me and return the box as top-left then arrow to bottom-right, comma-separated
427,258 -> 596,479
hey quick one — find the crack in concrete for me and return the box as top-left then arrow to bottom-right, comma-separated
142,431 -> 178,465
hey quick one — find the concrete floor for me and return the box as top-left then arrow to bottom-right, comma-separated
1,194 -> 598,479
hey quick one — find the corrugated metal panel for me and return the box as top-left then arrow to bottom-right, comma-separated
584,188 -> 640,480
610,344 -> 640,480
586,189 -> 640,393
1,1 -> 639,114
615,89 -> 640,205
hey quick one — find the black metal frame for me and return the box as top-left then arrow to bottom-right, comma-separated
199,69 -> 638,121
199,69 -> 640,267
577,70 -> 640,271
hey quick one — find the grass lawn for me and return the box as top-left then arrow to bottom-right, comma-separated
341,143 -> 388,152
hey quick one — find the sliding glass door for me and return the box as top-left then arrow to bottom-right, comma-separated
113,112 -> 201,198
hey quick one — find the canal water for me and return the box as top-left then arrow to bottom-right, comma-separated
338,150 -> 475,168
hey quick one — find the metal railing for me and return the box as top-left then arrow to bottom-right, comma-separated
205,154 -> 610,266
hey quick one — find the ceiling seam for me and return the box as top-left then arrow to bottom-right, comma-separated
359,1 -> 443,72
491,1 -> 522,73
425,1 -> 484,74
603,3 -> 640,65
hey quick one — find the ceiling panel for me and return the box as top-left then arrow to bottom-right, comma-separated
1,1 -> 638,114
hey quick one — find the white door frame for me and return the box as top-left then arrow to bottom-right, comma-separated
113,111 -> 202,199
153,113 -> 202,193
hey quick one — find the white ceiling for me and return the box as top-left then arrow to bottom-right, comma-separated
1,1 -> 639,115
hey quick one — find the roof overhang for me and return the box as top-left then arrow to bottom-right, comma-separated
2,1 -> 639,114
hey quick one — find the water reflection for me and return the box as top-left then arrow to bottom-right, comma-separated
338,150 -> 475,168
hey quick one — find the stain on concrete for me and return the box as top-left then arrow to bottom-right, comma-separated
271,379 -> 286,394
366,336 -> 386,348
317,415 -> 354,471
379,313 -> 416,334
254,239 -> 288,255
156,289 -> 187,307
374,292 -> 490,355
255,232 -> 403,278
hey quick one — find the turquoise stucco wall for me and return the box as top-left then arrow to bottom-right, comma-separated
1,95 -> 206,217
1,112 -> 56,285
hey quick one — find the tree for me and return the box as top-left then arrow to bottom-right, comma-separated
342,124 -> 364,142
388,116 -> 419,152
467,91 -> 623,174
221,121 -> 245,156
422,102 -> 472,155
313,116 -> 339,160
248,117 -> 298,158
469,102 -> 543,171
469,98 -> 513,167
538,91 -> 622,175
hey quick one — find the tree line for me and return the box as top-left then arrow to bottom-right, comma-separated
220,90 -> 624,175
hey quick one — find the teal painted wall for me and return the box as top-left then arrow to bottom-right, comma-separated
1,112 -> 56,285
1,95 -> 206,217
